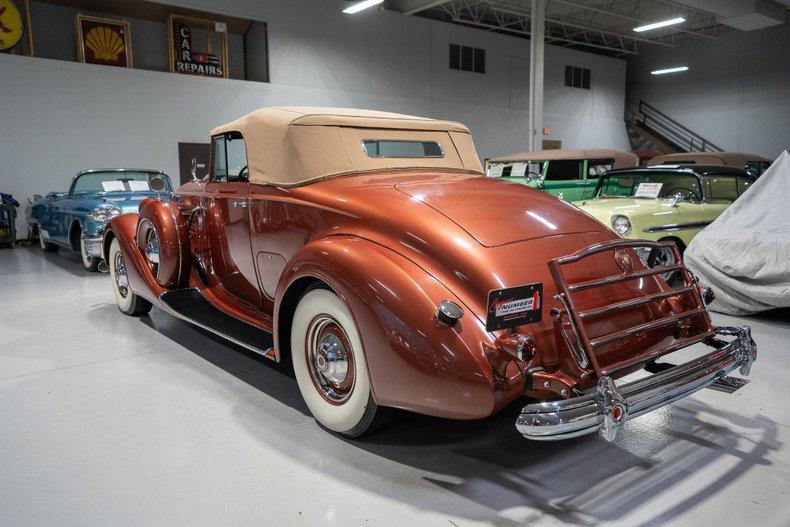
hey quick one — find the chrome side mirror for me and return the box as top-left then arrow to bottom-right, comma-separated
671,193 -> 685,207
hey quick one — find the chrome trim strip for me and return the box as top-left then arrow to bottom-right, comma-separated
515,326 -> 756,441
158,293 -> 272,358
643,221 -> 712,233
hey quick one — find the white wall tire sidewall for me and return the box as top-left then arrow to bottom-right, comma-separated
109,238 -> 134,313
38,228 -> 46,250
291,289 -> 372,434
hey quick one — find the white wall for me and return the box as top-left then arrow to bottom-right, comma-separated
627,23 -> 789,159
0,0 -> 628,237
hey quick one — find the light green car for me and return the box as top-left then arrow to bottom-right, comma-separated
485,148 -> 638,202
574,166 -> 755,259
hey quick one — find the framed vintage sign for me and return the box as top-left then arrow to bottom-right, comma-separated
0,0 -> 34,56
75,13 -> 132,68
168,14 -> 228,79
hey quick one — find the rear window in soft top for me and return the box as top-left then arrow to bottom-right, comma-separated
361,140 -> 444,158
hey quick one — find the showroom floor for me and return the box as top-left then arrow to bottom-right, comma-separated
1,245 -> 788,527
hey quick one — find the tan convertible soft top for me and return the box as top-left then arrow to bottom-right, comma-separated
647,152 -> 770,168
211,107 -> 483,186
488,148 -> 638,168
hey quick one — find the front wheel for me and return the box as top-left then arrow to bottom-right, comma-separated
37,227 -> 58,252
80,236 -> 101,272
291,287 -> 389,438
109,238 -> 152,316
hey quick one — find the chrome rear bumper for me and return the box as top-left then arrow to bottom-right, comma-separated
516,326 -> 756,442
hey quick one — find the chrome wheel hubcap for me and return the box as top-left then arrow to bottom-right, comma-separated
306,315 -> 355,404
114,251 -> 129,298
654,248 -> 672,267
144,228 -> 160,274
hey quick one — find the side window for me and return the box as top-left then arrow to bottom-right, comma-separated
705,176 -> 739,204
226,133 -> 248,181
736,178 -> 752,196
211,132 -> 248,183
544,159 -> 581,181
587,158 -> 614,179
212,136 -> 227,182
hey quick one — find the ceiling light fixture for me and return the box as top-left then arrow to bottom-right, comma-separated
651,66 -> 690,75
343,0 -> 384,14
634,17 -> 685,32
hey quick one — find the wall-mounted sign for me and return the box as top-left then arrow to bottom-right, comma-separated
75,13 -> 133,68
0,0 -> 34,56
168,14 -> 228,79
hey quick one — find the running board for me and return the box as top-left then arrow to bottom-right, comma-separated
645,361 -> 749,393
160,288 -> 274,358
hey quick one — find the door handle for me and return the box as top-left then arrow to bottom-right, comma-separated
230,200 -> 248,208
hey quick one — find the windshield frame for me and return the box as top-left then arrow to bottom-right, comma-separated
594,170 -> 705,202
69,169 -> 172,196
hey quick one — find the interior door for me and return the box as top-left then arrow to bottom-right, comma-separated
205,133 -> 261,307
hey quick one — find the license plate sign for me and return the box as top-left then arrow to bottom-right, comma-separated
486,283 -> 543,331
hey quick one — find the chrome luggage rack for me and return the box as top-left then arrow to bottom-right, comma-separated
547,239 -> 713,376
516,239 -> 756,442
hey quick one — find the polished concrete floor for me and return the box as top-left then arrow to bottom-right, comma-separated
1,244 -> 788,526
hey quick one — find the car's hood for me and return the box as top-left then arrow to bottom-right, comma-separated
94,192 -> 161,214
394,176 -> 605,247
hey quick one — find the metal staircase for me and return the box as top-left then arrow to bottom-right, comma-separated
626,99 -> 723,155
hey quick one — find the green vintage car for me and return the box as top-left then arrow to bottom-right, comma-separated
485,148 -> 638,201
574,165 -> 755,259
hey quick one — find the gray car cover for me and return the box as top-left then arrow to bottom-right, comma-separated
685,151 -> 790,315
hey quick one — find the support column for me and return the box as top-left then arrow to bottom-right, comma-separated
528,0 -> 545,151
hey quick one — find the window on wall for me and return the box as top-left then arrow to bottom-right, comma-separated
565,66 -> 591,89
450,44 -> 485,74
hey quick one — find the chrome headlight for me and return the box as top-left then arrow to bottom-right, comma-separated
88,204 -> 121,222
611,215 -> 631,236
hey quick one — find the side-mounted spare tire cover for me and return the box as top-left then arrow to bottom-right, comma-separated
136,198 -> 190,289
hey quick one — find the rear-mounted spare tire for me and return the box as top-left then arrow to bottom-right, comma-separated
137,198 -> 190,289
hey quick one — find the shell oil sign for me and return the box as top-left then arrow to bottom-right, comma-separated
75,14 -> 133,68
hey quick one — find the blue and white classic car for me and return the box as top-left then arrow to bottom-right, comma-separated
28,169 -> 172,271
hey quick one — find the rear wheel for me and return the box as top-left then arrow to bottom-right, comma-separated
80,236 -> 101,272
38,227 -> 58,252
291,288 -> 389,438
109,238 -> 152,316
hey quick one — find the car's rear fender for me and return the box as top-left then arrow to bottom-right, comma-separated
275,235 -> 522,419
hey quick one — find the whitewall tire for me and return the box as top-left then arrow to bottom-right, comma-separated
109,238 -> 152,316
80,236 -> 101,272
38,227 -> 58,252
291,287 -> 389,437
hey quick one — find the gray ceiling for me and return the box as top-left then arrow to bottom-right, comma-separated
384,0 -> 788,57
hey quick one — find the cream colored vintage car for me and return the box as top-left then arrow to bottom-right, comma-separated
574,165 -> 755,262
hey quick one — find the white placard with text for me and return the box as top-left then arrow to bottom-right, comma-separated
487,164 -> 504,178
634,182 -> 663,198
128,180 -> 151,191
510,162 -> 528,178
101,180 -> 125,192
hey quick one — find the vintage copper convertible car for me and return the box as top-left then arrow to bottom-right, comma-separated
103,107 -> 756,441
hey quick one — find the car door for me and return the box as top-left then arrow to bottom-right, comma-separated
46,192 -> 71,246
538,159 -> 586,201
205,132 -> 261,307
